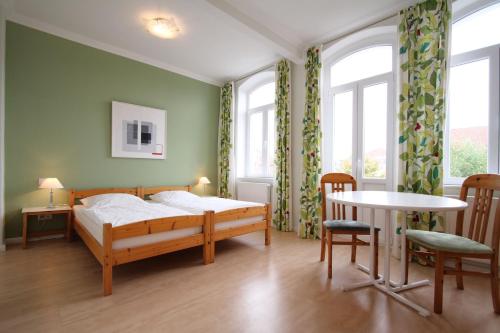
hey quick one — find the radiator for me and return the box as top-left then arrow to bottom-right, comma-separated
236,181 -> 271,204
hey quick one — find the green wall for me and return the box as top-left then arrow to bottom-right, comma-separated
5,22 -> 221,238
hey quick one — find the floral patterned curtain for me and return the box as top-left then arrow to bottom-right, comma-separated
397,0 -> 451,234
217,82 -> 235,198
273,59 -> 292,231
299,47 -> 322,239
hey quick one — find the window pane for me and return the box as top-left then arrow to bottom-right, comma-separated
363,83 -> 387,179
331,46 -> 392,87
451,3 -> 500,55
448,59 -> 489,178
249,82 -> 275,108
267,109 -> 275,177
248,112 -> 264,176
332,91 -> 353,174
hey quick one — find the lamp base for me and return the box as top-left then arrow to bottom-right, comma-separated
47,189 -> 55,209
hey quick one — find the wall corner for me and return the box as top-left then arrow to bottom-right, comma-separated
0,2 -> 7,251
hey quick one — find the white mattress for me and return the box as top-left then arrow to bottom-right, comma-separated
73,203 -> 202,250
149,197 -> 266,231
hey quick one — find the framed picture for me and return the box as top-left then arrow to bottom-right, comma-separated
111,101 -> 166,159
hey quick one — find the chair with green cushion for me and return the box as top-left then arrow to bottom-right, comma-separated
319,173 -> 379,279
405,174 -> 500,314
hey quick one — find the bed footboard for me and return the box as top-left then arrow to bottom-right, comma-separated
74,211 -> 213,296
210,203 -> 271,262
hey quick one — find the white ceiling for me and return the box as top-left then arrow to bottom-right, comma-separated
3,0 -> 418,85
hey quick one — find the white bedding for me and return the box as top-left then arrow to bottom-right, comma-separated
149,195 -> 266,231
73,202 -> 201,250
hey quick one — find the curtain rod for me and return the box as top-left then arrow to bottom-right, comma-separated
234,63 -> 275,83
234,11 -> 397,82
320,0 -> 457,49
233,0 -> 458,82
321,13 -> 398,48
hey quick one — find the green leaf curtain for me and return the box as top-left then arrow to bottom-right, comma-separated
397,0 -> 451,234
273,59 -> 292,231
217,82 -> 235,198
299,47 -> 322,239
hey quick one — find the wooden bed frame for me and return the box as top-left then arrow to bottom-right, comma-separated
141,185 -> 272,263
69,187 -> 212,296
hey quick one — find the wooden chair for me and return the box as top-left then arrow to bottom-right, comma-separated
320,173 -> 379,279
405,174 -> 500,314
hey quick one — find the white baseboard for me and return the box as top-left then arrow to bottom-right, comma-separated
5,234 -> 64,245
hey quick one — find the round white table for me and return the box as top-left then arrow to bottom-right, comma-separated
327,191 -> 468,317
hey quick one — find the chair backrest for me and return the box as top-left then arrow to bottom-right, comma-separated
320,173 -> 357,222
456,174 -> 500,253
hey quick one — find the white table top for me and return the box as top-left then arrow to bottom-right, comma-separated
327,191 -> 467,212
22,205 -> 71,214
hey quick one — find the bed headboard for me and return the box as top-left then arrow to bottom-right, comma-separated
142,185 -> 192,199
69,187 -> 140,207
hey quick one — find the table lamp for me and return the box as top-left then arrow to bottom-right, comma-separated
39,178 -> 64,208
198,177 -> 211,196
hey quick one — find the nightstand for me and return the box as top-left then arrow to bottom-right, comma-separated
21,205 -> 72,249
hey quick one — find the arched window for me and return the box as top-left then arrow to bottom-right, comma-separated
323,28 -> 396,190
451,2 -> 500,55
330,46 -> 392,87
444,1 -> 500,184
235,71 -> 276,178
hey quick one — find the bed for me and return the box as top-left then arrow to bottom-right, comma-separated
69,187 -> 212,296
141,185 -> 272,262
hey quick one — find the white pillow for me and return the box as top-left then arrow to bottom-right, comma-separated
150,191 -> 199,203
81,193 -> 143,208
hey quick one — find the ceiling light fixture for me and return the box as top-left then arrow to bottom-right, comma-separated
147,17 -> 179,39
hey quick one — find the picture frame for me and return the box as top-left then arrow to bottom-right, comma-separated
111,101 -> 166,159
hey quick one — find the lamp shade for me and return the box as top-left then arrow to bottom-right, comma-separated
39,178 -> 64,189
198,177 -> 211,185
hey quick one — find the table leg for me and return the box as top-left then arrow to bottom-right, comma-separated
342,208 -> 377,291
400,210 -> 407,287
384,210 -> 391,289
22,214 -> 28,249
369,208 -> 376,281
395,209 -> 431,291
347,208 -> 431,317
66,211 -> 72,241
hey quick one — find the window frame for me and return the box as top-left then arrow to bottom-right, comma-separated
322,31 -> 397,190
245,96 -> 275,178
444,45 -> 500,185
235,71 -> 276,180
444,1 -> 500,185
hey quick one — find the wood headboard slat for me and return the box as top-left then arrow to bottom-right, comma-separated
142,185 -> 192,198
69,187 -> 140,206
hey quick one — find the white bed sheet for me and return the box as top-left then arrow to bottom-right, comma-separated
73,203 -> 202,250
149,197 -> 266,231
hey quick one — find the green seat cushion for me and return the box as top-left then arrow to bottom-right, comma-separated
406,230 -> 493,254
324,220 -> 380,232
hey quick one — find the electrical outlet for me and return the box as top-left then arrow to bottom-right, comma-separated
38,214 -> 52,221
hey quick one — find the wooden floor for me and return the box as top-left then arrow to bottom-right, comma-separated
0,230 -> 499,333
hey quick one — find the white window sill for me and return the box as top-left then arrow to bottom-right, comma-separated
444,184 -> 462,196
237,177 -> 274,184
